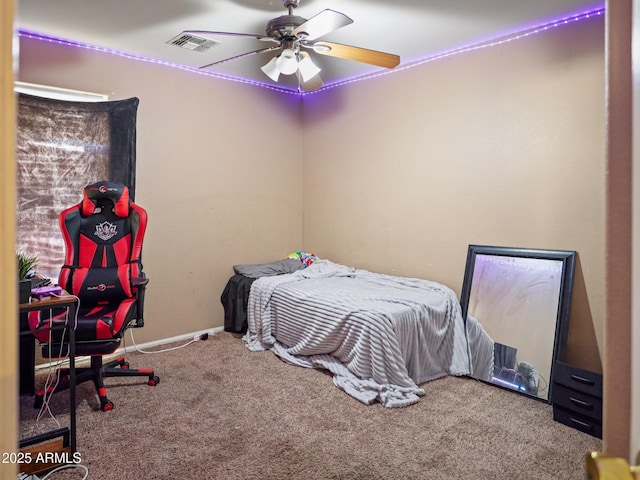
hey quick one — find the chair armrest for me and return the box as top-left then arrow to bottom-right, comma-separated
132,277 -> 149,288
130,276 -> 149,328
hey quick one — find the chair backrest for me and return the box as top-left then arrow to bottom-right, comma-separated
58,181 -> 147,307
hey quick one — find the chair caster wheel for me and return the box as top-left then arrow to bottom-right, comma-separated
34,396 -> 43,409
148,375 -> 160,386
101,400 -> 115,412
121,361 -> 130,369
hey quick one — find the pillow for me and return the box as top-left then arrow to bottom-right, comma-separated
233,258 -> 305,278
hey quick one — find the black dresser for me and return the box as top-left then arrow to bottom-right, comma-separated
551,361 -> 603,438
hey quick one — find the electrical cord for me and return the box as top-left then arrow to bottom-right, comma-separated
34,294 -> 80,431
17,473 -> 41,480
127,328 -> 200,354
534,371 -> 549,393
27,294 -> 89,480
41,463 -> 89,479
35,308 -> 65,431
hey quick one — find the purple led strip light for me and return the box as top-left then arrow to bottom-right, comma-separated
18,5 -> 604,97
302,6 -> 605,95
18,29 -> 299,96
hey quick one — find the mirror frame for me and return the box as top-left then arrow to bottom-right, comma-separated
459,245 -> 576,402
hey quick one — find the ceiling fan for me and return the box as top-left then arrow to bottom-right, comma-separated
173,0 -> 400,91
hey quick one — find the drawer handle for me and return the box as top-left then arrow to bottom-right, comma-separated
570,374 -> 595,386
570,417 -> 593,429
569,397 -> 594,409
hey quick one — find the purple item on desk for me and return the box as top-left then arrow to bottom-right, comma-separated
31,285 -> 63,299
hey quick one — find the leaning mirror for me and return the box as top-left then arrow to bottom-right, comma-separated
460,245 -> 576,402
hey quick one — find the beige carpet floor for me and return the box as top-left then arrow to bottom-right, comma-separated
19,332 -> 601,480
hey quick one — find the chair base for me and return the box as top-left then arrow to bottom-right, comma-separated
34,355 -> 160,412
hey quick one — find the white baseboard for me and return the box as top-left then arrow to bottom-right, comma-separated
123,326 -> 225,353
34,326 -> 226,370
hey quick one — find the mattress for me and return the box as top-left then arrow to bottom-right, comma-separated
243,260 -> 471,407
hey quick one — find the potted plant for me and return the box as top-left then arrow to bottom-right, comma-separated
516,361 -> 538,395
16,250 -> 38,303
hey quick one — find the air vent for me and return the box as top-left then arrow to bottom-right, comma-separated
166,33 -> 220,52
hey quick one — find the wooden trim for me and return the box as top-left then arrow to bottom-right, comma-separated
586,452 -> 640,479
632,0 -> 640,464
0,0 -> 18,478
604,0 -> 633,458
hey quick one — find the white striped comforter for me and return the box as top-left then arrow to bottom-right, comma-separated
243,260 -> 471,408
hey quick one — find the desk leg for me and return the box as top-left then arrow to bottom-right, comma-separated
19,313 -> 35,396
68,304 -> 76,455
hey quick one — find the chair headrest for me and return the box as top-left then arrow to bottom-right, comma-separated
82,181 -> 130,217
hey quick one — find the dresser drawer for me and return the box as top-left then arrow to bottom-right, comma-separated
553,405 -> 602,439
551,383 -> 602,421
553,361 -> 602,397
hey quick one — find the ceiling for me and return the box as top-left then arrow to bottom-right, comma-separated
16,0 -> 604,94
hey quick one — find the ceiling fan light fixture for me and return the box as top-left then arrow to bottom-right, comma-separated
297,53 -> 321,82
276,48 -> 298,75
261,56 -> 281,81
186,1 -> 403,91
312,44 -> 331,53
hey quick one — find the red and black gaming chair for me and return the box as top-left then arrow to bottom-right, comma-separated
29,181 -> 159,411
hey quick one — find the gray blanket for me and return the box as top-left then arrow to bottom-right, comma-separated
243,260 -> 471,407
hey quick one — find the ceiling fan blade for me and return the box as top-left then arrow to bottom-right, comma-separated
199,46 -> 280,69
292,9 -> 353,41
183,30 -> 278,43
312,41 -> 400,69
296,70 -> 324,92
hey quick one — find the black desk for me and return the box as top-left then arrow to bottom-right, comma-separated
19,293 -> 78,454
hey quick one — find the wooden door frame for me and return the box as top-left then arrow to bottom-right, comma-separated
0,0 -> 19,478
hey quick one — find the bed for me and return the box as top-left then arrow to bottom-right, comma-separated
223,258 -> 476,408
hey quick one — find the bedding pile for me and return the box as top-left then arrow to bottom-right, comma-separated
243,260 -> 471,408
